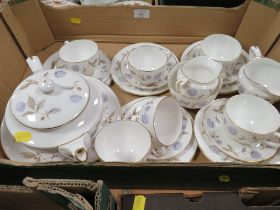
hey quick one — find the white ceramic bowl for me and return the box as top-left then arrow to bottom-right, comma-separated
95,120 -> 151,162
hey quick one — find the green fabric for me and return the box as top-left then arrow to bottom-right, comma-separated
254,0 -> 280,10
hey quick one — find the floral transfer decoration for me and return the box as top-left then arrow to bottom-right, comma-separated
20,96 -> 61,121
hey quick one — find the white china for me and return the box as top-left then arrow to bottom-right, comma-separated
180,41 -> 248,94
112,1 -> 151,6
201,34 -> 242,62
243,46 -> 280,100
122,97 -> 197,162
121,53 -> 171,89
194,99 -> 280,164
194,100 -> 235,162
10,69 -> 91,129
170,137 -> 197,163
43,50 -> 112,85
201,34 -> 242,85
6,74 -> 102,150
111,42 -> 178,96
54,40 -> 100,76
203,98 -> 278,162
131,96 -> 183,147
223,94 -> 280,144
1,77 -> 121,163
175,56 -> 222,98
168,62 -> 222,109
237,66 -> 278,103
127,45 -> 171,85
80,0 -> 118,5
95,120 -> 151,163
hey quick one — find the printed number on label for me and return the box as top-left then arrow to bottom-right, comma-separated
134,10 -> 150,19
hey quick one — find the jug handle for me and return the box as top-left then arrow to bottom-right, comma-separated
26,56 -> 43,74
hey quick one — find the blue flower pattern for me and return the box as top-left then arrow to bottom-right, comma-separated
187,88 -> 197,97
251,150 -> 261,159
16,102 -> 26,112
207,118 -> 215,128
70,94 -> 82,103
228,126 -> 238,135
141,113 -> 149,124
54,70 -> 66,78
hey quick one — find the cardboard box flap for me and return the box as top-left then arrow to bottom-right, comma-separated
235,0 -> 279,53
40,1 -> 249,43
2,0 -> 55,56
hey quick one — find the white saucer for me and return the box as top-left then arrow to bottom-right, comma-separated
122,97 -> 196,161
203,99 -> 278,163
111,43 -> 178,96
181,41 -> 248,94
43,50 -> 112,86
194,99 -> 280,164
170,137 -> 198,162
1,78 -> 121,163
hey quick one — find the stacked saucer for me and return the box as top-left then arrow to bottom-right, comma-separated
111,43 -> 179,96
121,97 -> 197,162
194,94 -> 280,164
181,35 -> 249,94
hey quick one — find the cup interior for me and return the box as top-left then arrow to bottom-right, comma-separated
128,45 -> 167,72
154,97 -> 182,145
59,40 -> 98,63
181,56 -> 222,83
201,34 -> 242,62
245,58 -> 280,91
225,94 -> 280,134
95,121 -> 151,162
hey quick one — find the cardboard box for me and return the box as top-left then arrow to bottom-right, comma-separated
0,0 -> 279,190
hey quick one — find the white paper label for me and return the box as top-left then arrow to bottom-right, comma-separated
134,9 -> 150,19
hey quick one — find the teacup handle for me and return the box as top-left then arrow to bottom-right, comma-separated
26,56 -> 43,74
175,79 -> 189,93
249,46 -> 262,60
58,133 -> 90,162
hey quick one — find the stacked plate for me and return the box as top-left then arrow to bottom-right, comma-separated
111,43 -> 179,96
194,95 -> 280,164
121,97 -> 197,162
1,69 -> 121,163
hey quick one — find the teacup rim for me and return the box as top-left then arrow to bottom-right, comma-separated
94,120 -> 152,163
59,39 -> 99,63
225,94 -> 280,135
179,56 -> 222,84
201,34 -> 242,62
127,45 -> 169,73
244,57 -> 280,97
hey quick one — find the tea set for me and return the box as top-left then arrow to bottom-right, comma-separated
1,34 -> 280,164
